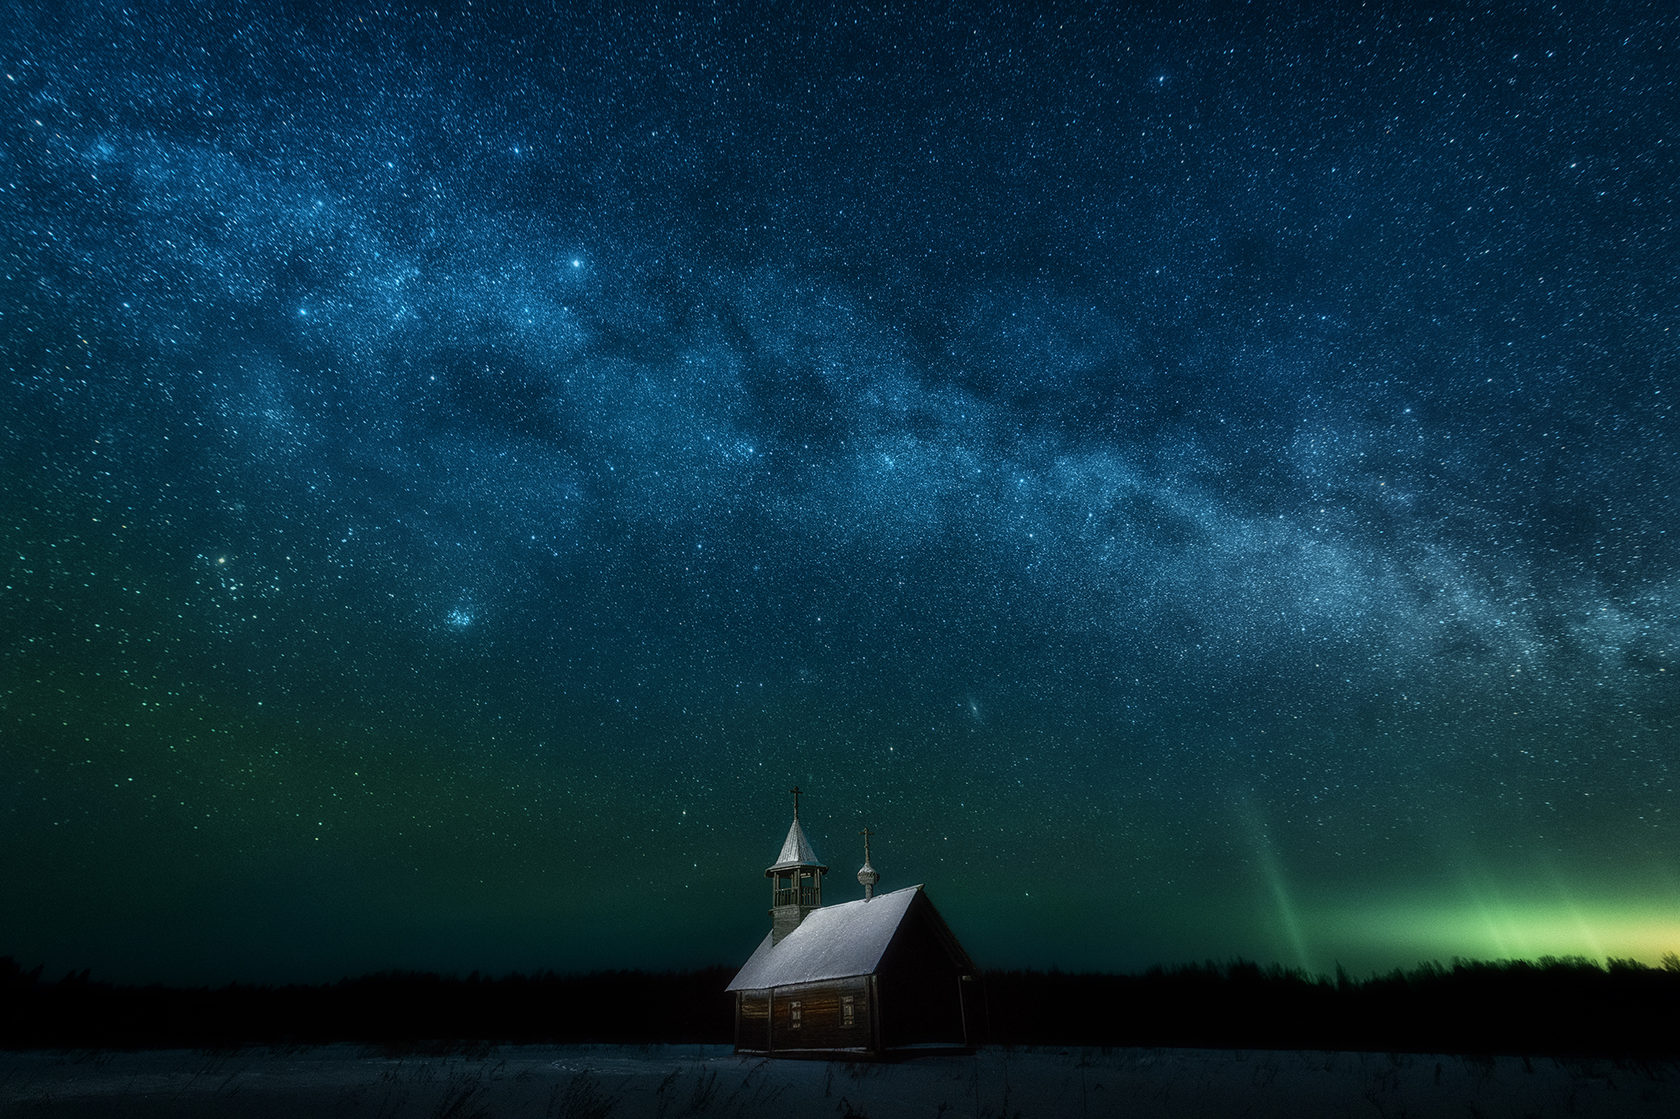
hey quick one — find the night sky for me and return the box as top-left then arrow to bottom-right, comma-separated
3,3 -> 1677,986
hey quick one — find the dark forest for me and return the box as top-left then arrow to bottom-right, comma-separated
6,956 -> 1677,1057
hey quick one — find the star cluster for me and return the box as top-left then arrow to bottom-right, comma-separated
2,3 -> 1676,982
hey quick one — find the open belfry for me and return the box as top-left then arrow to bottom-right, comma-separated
727,788 -> 981,1057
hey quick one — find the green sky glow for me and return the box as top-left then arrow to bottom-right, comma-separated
1310,887 -> 1680,973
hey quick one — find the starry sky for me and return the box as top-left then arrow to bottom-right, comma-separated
3,2 -> 1677,985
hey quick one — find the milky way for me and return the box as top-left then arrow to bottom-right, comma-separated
3,3 -> 1676,982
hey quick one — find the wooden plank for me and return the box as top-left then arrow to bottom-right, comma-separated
868,974 -> 882,1055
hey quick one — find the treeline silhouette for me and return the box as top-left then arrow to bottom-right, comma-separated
0,960 -> 734,1050
983,957 -> 1680,1056
5,955 -> 1679,1055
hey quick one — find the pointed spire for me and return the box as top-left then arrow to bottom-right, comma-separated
767,784 -> 827,874
768,815 -> 825,872
857,827 -> 880,901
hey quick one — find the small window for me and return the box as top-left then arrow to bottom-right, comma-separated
840,995 -> 855,1028
789,1000 -> 802,1029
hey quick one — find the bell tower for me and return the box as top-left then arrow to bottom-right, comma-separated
766,786 -> 828,944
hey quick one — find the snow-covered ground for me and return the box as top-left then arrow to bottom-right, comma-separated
2,1044 -> 1675,1117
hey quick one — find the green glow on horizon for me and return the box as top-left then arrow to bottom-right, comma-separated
1316,893 -> 1680,968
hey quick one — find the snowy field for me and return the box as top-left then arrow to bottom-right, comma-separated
2,1044 -> 1677,1117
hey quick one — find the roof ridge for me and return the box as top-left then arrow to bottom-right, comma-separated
725,883 -> 927,991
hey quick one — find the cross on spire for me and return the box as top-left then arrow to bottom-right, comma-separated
790,785 -> 803,818
856,826 -> 880,899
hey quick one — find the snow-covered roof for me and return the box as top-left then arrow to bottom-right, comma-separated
727,885 -> 922,991
765,816 -> 827,874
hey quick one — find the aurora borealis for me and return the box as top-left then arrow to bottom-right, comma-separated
3,3 -> 1676,985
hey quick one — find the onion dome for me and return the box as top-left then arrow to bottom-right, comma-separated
857,827 -> 880,899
